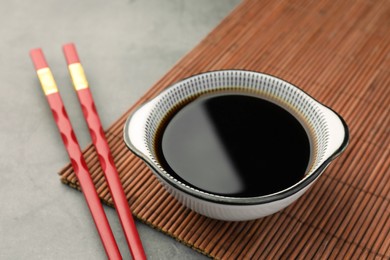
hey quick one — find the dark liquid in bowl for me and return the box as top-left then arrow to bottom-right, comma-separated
156,93 -> 310,197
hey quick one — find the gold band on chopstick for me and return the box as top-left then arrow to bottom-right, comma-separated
37,68 -> 58,95
68,63 -> 88,90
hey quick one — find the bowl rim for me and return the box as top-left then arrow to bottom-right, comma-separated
123,69 -> 349,205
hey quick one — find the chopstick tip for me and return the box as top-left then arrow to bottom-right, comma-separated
29,48 -> 48,70
63,43 -> 80,65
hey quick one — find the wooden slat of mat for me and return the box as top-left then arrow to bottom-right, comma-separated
59,0 -> 390,258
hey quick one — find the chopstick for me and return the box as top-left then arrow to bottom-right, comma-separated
29,49 -> 122,260
62,43 -> 146,260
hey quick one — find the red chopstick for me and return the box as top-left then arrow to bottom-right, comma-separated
30,49 -> 122,260
63,43 -> 146,260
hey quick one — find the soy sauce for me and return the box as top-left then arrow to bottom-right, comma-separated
156,93 -> 311,197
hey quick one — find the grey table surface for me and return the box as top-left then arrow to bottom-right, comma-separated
0,0 -> 240,259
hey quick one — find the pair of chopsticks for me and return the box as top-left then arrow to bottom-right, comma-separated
30,44 -> 146,260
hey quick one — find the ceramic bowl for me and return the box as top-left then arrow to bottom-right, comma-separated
124,70 -> 349,221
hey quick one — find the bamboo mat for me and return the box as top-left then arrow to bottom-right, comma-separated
59,0 -> 390,258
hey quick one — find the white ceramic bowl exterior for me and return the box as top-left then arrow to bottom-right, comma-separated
151,167 -> 317,221
124,70 -> 349,221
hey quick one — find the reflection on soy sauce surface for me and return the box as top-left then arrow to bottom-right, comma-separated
157,93 -> 311,197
